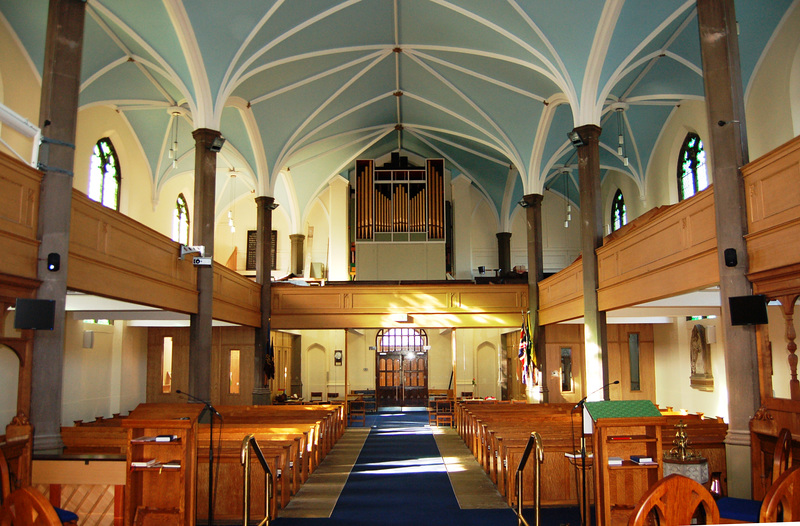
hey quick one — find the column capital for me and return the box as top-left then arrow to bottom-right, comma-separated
571,124 -> 602,145
191,127 -> 223,149
255,195 -> 275,207
522,193 -> 543,208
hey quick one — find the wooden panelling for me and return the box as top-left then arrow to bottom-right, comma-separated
69,191 -> 198,313
596,188 -> 718,311
212,264 -> 260,327
744,135 -> 800,279
270,283 -> 528,329
538,259 -> 584,325
68,190 -> 261,327
0,154 -> 40,280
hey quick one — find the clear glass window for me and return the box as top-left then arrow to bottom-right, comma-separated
162,337 -> 173,394
628,333 -> 641,391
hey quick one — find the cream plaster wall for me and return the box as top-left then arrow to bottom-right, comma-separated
214,193 -> 257,269
60,319 -> 147,424
0,19 -> 39,163
0,344 -> 19,427
766,302 -> 799,400
654,317 -> 729,421
470,196 -> 500,274
509,189 -> 581,274
272,207 -> 292,276
304,192 -> 331,277
119,323 -> 147,415
601,169 -> 644,232
745,3 -> 800,159
644,100 -> 711,209
74,106 -> 151,219
299,329 -> 346,400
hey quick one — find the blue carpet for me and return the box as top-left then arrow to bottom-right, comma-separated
271,412 -> 585,526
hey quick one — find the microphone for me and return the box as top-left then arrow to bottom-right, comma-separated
176,389 -> 222,420
573,380 -> 619,410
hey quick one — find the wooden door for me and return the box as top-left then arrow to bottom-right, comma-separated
376,352 -> 428,407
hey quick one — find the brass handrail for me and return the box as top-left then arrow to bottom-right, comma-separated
515,431 -> 545,526
241,433 -> 273,526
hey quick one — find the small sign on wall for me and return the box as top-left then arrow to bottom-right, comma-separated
334,350 -> 343,366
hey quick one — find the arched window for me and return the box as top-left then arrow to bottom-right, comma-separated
377,327 -> 428,353
677,133 -> 708,201
611,189 -> 626,232
88,138 -> 121,210
172,193 -> 190,244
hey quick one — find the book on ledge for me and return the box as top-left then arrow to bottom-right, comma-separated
131,436 -> 158,443
131,459 -> 158,468
607,456 -> 623,466
630,455 -> 654,464
155,434 -> 178,442
160,459 -> 181,469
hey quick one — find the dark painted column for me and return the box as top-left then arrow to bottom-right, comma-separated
289,234 -> 305,276
697,0 -> 759,498
496,232 -> 511,275
573,125 -> 610,399
523,194 -> 548,402
253,196 -> 275,405
189,128 -> 221,402
31,0 -> 86,451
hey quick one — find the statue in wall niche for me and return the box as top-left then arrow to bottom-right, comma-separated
690,324 -> 714,391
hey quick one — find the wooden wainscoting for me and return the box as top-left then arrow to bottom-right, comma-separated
147,326 -> 258,405
0,153 -> 40,281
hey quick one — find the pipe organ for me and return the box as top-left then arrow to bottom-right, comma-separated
355,158 -> 445,241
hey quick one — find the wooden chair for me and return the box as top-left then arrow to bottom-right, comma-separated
0,487 -> 62,526
628,474 -> 719,526
716,427 -> 794,522
1,450 -> 77,526
348,400 -> 366,427
760,464 -> 800,522
309,392 -> 323,403
771,428 -> 793,484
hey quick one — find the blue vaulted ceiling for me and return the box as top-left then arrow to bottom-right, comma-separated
0,0 -> 793,225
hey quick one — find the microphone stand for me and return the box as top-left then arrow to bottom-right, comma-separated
177,390 -> 222,526
572,380 -> 619,526
574,397 -> 590,526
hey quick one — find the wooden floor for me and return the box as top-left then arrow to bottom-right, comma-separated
278,423 -> 507,518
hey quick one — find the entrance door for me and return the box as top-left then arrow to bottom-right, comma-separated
376,352 -> 428,407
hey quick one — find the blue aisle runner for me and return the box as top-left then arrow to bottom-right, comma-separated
273,412 -> 582,526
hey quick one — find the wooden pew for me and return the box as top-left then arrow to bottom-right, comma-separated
455,402 -> 728,509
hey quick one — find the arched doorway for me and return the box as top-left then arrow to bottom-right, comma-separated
375,328 -> 428,408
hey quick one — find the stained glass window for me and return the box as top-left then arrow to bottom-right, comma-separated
678,133 -> 708,201
172,193 -> 190,244
88,138 -> 121,210
611,189 -> 626,232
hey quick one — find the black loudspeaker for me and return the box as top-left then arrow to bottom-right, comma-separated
729,295 -> 768,326
723,248 -> 737,267
13,298 -> 56,330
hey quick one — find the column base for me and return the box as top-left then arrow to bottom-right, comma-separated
252,387 -> 272,405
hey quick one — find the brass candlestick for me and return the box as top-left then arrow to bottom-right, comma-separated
666,420 -> 697,461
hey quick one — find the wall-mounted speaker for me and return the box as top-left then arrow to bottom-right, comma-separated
729,295 -> 768,326
83,330 -> 94,349
724,248 -> 737,267
13,298 -> 56,330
